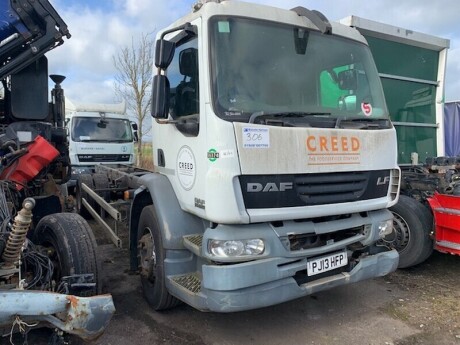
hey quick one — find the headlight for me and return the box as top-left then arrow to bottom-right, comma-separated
208,239 -> 265,258
378,220 -> 393,237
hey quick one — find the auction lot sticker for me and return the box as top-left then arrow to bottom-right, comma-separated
243,127 -> 269,148
177,146 -> 196,190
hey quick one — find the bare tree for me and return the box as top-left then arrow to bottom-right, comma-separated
113,33 -> 154,165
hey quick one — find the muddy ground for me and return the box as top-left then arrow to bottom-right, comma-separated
5,220 -> 460,345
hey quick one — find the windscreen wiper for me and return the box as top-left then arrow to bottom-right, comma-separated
249,111 -> 331,124
335,117 -> 391,129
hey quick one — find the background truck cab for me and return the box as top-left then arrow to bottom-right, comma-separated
66,98 -> 137,176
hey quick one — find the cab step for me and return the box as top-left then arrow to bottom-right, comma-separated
183,234 -> 203,256
170,273 -> 202,294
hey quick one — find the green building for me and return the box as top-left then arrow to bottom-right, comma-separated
341,16 -> 450,164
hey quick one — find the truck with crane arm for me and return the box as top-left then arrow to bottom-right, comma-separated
0,0 -> 114,341
78,0 -> 401,312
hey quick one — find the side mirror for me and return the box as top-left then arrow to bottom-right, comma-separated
155,39 -> 175,69
10,57 -> 49,121
151,75 -> 170,119
131,122 -> 138,142
338,69 -> 357,91
155,22 -> 197,69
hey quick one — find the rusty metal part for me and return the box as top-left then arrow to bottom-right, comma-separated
1,198 -> 35,267
0,290 -> 115,341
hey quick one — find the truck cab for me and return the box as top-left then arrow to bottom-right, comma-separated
132,0 -> 401,312
66,99 -> 137,176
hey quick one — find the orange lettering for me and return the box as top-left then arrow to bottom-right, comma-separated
331,136 -> 338,152
320,136 -> 328,151
341,137 -> 348,151
351,137 -> 360,151
306,136 -> 316,152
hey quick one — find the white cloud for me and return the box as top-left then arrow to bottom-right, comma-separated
124,0 -> 151,17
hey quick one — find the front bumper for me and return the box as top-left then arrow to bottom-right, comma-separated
201,249 -> 398,312
166,209 -> 399,312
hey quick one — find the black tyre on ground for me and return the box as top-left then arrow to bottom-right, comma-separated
76,174 -> 95,219
33,213 -> 101,295
137,205 -> 180,310
387,195 -> 434,268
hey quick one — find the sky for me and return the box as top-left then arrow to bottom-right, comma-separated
47,0 -> 460,105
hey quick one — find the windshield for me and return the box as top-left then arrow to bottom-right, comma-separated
210,17 -> 388,124
71,115 -> 133,143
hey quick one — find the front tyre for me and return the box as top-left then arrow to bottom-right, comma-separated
137,205 -> 180,310
33,213 -> 101,295
386,195 -> 434,268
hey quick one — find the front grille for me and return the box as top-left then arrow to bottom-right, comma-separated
295,172 -> 368,205
239,170 -> 391,209
78,154 -> 131,162
288,226 -> 364,251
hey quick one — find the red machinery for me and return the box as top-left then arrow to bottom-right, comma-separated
428,192 -> 460,255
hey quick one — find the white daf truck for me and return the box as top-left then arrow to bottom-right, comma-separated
66,98 -> 137,177
79,0 -> 401,312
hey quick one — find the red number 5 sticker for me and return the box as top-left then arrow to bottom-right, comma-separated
361,102 -> 372,117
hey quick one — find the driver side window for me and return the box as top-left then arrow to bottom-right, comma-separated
168,38 -> 199,118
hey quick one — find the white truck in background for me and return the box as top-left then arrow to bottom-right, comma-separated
65,98 -> 138,178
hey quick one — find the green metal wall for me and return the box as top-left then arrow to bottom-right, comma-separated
365,36 -> 439,164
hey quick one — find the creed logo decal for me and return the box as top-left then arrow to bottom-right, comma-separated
306,135 -> 360,153
306,135 -> 361,165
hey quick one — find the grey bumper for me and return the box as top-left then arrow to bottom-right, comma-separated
168,249 -> 398,312
166,208 -> 398,312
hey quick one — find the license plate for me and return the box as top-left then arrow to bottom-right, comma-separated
307,250 -> 348,276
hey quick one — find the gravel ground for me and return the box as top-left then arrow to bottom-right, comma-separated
5,221 -> 460,345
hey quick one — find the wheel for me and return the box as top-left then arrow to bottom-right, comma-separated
385,195 -> 434,268
76,174 -> 95,219
137,205 -> 180,310
33,213 -> 101,296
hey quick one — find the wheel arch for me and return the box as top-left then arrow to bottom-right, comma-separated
129,173 -> 204,271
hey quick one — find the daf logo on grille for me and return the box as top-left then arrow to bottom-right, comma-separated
376,176 -> 390,185
247,182 -> 293,192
